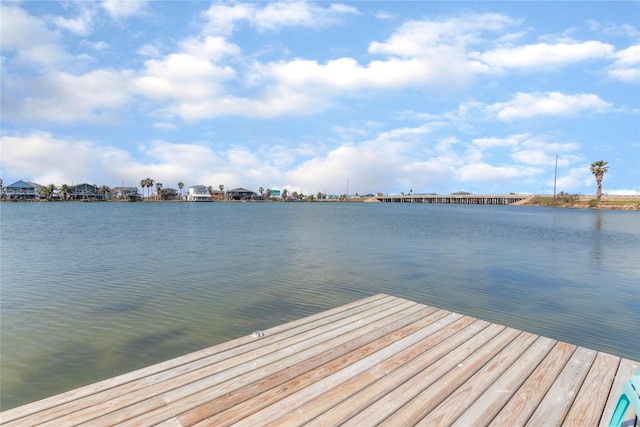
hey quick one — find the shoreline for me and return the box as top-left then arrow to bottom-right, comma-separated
2,195 -> 639,210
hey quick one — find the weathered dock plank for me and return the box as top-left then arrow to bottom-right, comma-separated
1,293 -> 637,427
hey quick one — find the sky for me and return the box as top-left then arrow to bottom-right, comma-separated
1,1 -> 639,196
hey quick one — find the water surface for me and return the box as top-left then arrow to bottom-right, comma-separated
1,202 -> 638,409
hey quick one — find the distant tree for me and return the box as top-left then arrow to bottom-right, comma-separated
265,188 -> 272,200
141,178 -> 154,199
98,185 -> 111,200
281,188 -> 288,200
259,187 -> 264,198
317,192 -> 322,201
39,186 -> 51,199
291,191 -> 299,200
155,182 -> 162,199
589,160 -> 609,202
140,179 -> 146,198
178,182 -> 184,199
59,184 -> 71,200
219,184 -> 224,201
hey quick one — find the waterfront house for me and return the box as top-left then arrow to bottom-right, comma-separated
112,187 -> 142,201
70,183 -> 101,200
227,188 -> 256,200
186,185 -> 212,202
4,180 -> 41,199
157,188 -> 178,200
209,190 -> 224,201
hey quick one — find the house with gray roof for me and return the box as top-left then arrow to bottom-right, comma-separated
4,180 -> 41,199
227,188 -> 257,200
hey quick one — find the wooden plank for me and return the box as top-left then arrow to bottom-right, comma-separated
451,335 -> 557,426
247,314 -> 478,427
488,341 -> 576,426
298,317 -> 488,427
525,346 -> 597,426
192,310 -> 461,426
599,358 -> 639,427
0,293 -> 392,425
565,352 -> 620,426
382,328 -> 531,426
427,332 -> 539,425
345,324 -> 505,426
175,305 -> 442,426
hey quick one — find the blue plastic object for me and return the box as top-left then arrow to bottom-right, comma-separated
609,368 -> 640,427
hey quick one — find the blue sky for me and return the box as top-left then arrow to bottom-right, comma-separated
1,1 -> 639,196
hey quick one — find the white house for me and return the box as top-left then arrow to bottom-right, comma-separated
4,180 -> 41,199
186,185 -> 212,202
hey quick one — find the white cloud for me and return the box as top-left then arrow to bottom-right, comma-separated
474,41 -> 615,71
487,92 -> 611,120
134,37 -> 239,119
0,132 -> 133,185
472,134 -> 529,149
101,0 -> 147,19
608,45 -> 640,82
51,6 -> 96,36
8,69 -> 135,122
0,4 -> 69,68
369,13 -> 515,57
458,162 -> 541,183
202,1 -> 358,36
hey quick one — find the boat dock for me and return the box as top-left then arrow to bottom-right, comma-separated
1,293 -> 637,426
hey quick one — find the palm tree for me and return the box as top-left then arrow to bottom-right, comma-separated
281,188 -> 288,200
155,182 -> 162,199
140,179 -> 146,198
59,184 -> 71,200
219,184 -> 224,201
265,188 -> 271,200
178,182 -> 184,199
143,178 -> 154,199
589,160 -> 609,202
39,186 -> 51,199
258,187 -> 264,200
48,183 -> 57,199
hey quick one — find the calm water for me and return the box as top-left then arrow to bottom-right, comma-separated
1,201 -> 639,409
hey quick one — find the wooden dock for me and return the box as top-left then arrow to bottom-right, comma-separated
1,294 -> 637,426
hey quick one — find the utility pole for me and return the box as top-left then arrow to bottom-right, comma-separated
553,155 -> 558,206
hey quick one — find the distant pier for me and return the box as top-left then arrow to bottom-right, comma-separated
375,193 -> 531,204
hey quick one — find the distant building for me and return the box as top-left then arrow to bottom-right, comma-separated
227,188 -> 256,200
70,183 -> 101,200
209,190 -> 224,201
4,180 -> 40,199
112,187 -> 142,201
157,188 -> 178,200
186,185 -> 211,202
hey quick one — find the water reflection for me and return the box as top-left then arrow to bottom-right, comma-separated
591,211 -> 603,263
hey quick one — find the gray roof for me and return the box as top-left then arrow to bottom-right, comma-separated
6,180 -> 34,189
